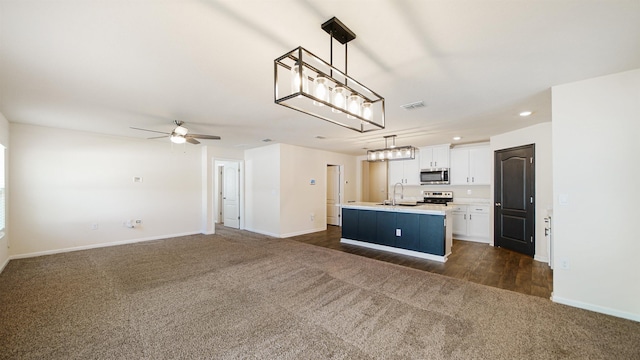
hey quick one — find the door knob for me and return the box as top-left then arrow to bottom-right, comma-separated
495,202 -> 501,206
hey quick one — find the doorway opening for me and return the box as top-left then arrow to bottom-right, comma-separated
215,160 -> 241,229
361,160 -> 388,203
494,144 -> 535,256
326,165 -> 342,226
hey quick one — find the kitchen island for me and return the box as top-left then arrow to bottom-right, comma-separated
341,202 -> 453,263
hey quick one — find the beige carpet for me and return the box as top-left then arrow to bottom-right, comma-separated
1,227 -> 639,359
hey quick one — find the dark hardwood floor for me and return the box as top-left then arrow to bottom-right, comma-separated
289,225 -> 553,299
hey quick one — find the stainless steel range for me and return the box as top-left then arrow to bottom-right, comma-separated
422,191 -> 454,205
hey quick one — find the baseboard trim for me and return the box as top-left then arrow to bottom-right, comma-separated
7,232 -> 202,261
533,254 -> 550,264
281,227 -> 326,238
552,294 -> 640,322
0,257 -> 9,274
453,235 -> 489,244
243,228 -> 279,238
340,238 -> 448,263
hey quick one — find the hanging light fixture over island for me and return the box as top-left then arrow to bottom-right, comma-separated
274,17 -> 385,133
367,135 -> 417,162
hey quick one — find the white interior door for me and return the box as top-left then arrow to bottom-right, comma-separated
326,165 -> 340,226
223,162 -> 240,229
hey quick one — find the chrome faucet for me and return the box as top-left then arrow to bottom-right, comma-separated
392,182 -> 404,206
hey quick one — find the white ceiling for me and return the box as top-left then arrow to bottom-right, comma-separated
1,0 -> 639,155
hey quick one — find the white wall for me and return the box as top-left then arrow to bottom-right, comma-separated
9,124 -> 203,257
0,112 -> 9,272
245,143 -> 358,238
552,68 -> 640,321
244,144 -> 281,237
279,143 -> 358,237
490,122 -> 553,262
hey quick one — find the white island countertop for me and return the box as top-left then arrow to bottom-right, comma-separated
342,202 -> 451,215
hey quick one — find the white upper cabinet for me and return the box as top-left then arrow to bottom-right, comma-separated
450,144 -> 491,185
419,144 -> 450,169
388,157 -> 421,186
469,146 -> 491,184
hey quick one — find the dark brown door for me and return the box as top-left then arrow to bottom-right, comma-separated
494,144 -> 535,256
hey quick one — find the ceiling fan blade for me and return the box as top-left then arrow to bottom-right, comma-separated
189,134 -> 221,140
147,135 -> 169,139
186,137 -> 200,145
130,127 -> 171,135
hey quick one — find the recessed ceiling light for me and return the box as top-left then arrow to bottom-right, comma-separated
519,111 -> 533,117
452,136 -> 462,141
315,136 -> 326,139
262,138 -> 273,142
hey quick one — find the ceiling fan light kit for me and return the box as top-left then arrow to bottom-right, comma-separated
170,134 -> 187,144
367,135 -> 416,162
131,120 -> 221,145
274,17 -> 385,133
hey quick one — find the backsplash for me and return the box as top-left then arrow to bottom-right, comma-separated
388,185 -> 490,201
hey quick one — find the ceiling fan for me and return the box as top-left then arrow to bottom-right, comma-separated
130,120 -> 221,144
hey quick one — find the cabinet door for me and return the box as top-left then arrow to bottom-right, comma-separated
403,158 -> 421,185
418,214 -> 445,255
388,160 -> 404,186
468,206 -> 490,238
388,158 -> 420,185
376,211 -> 397,246
419,145 -> 450,169
450,148 -> 470,185
419,147 -> 434,169
396,213 -> 420,251
357,210 -> 378,242
342,208 -> 359,240
451,211 -> 467,236
469,146 -> 491,185
432,145 -> 450,168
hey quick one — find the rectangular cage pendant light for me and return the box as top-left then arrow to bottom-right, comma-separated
274,18 -> 385,133
367,135 -> 416,162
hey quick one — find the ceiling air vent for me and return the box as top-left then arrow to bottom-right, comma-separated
400,101 -> 426,110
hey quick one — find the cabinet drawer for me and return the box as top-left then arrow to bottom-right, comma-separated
469,205 -> 489,214
451,205 -> 467,212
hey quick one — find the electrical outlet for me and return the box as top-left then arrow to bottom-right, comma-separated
91,223 -> 99,230
395,229 -> 402,237
310,213 -> 315,221
135,219 -> 142,224
559,258 -> 570,270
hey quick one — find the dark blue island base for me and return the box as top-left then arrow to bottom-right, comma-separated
341,204 -> 453,263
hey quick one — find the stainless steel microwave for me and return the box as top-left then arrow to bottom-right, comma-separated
420,168 -> 449,185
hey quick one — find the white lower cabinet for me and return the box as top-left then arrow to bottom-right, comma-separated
451,204 -> 490,243
451,205 -> 468,235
